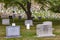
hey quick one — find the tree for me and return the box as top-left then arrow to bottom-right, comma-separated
48,0 -> 60,13
35,0 -> 60,13
15,0 -> 32,20
0,0 -> 60,20
0,0 -> 32,20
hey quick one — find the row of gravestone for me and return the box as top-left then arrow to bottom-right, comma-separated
2,19 -> 33,25
1,19 -> 55,38
0,15 -> 41,20
1,16 -> 21,19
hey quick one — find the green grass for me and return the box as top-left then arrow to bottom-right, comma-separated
0,25 -> 60,40
0,18 -> 60,40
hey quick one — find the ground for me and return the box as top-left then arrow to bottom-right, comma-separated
0,19 -> 60,40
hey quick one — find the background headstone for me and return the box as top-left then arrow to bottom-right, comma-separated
38,17 -> 41,20
1,14 -> 7,18
25,20 -> 33,26
9,16 -> 13,19
13,14 -> 16,18
2,19 -> 10,25
6,26 -> 20,38
18,16 -> 21,19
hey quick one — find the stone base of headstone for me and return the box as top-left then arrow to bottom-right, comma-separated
36,34 -> 55,37
6,26 -> 20,38
6,36 -> 21,38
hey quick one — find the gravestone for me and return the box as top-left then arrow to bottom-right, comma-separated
36,23 -> 55,37
13,14 -> 16,18
38,17 -> 41,20
18,16 -> 21,19
36,24 -> 44,37
1,14 -> 7,18
9,16 -> 13,19
25,20 -> 33,29
6,26 -> 20,38
2,19 -> 10,25
25,20 -> 33,26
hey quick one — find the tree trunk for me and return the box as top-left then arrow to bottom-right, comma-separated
16,1 -> 32,20
26,1 -> 32,20
26,11 -> 32,20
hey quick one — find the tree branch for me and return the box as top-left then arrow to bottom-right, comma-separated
16,1 -> 27,12
27,1 -> 31,13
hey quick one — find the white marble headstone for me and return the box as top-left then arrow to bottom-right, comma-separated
25,20 -> 33,26
2,19 -> 10,25
36,23 -> 55,37
6,26 -> 20,38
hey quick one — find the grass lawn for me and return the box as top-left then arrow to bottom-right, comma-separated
0,19 -> 60,40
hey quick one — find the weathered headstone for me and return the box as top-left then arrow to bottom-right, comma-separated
2,19 -> 10,25
36,23 -> 55,37
6,26 -> 20,38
